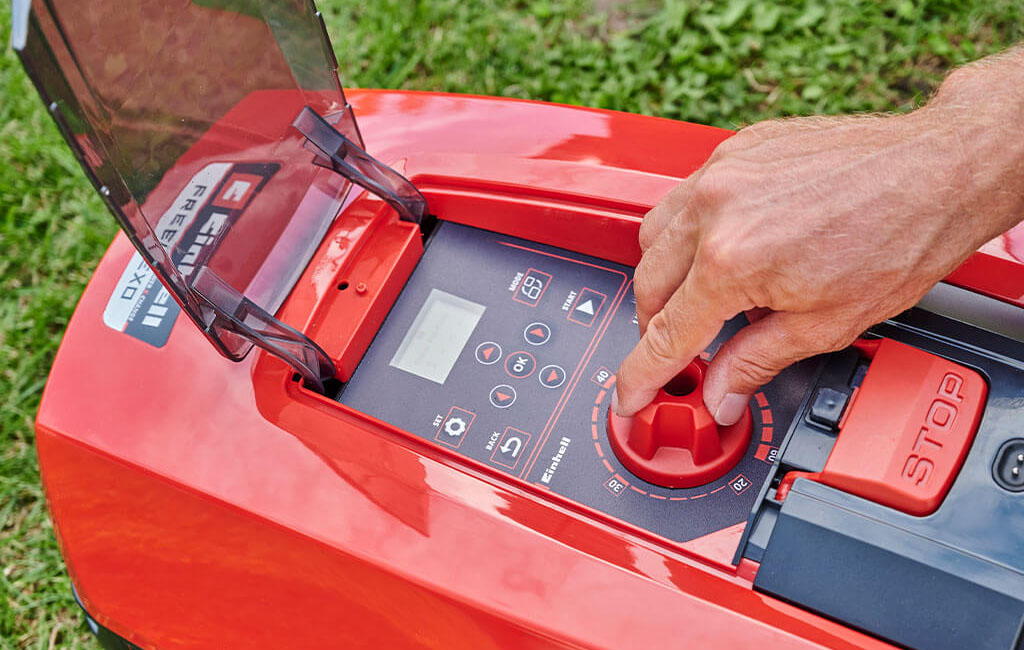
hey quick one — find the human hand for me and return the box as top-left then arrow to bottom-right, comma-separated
614,60 -> 1024,424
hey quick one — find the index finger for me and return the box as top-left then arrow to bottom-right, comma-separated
614,270 -> 737,416
638,168 -> 704,252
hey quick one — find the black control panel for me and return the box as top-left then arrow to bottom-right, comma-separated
340,222 -> 816,545
341,222 -> 1024,650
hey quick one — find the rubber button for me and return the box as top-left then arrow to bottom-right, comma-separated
809,387 -> 849,429
490,427 -> 532,470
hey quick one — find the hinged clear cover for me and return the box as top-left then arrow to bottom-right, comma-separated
12,0 -> 422,390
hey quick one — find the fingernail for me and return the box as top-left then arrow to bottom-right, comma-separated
609,391 -> 635,433
714,393 -> 750,426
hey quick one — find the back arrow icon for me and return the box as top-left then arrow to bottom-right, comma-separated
500,436 -> 523,457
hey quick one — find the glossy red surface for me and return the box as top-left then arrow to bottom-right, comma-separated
36,90 -> 1024,649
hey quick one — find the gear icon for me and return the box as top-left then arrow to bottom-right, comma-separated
444,417 -> 467,437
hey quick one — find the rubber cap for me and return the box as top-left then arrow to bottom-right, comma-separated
607,359 -> 752,488
818,339 -> 987,516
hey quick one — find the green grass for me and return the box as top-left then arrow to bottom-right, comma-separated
0,1 -> 1020,647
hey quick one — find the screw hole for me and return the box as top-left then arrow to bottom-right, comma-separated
337,281 -> 349,291
663,362 -> 702,396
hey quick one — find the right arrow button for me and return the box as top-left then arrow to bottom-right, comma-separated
539,364 -> 566,389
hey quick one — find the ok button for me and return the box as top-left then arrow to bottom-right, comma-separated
505,351 -> 536,379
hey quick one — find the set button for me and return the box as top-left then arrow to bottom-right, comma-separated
505,350 -> 536,379
475,341 -> 502,365
523,322 -> 551,346
434,406 -> 475,449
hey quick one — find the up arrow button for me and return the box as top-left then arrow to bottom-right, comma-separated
524,322 -> 551,345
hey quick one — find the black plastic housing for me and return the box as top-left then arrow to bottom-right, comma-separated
739,309 -> 1024,650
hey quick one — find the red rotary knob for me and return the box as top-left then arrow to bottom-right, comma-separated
607,359 -> 752,488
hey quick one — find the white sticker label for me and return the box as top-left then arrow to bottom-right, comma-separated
102,163 -> 231,345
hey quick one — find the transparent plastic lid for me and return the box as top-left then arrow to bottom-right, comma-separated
13,0 -> 425,389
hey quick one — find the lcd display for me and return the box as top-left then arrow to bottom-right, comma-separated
389,289 -> 486,384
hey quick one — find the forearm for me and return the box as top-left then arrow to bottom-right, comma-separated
927,44 -> 1024,244
617,44 -> 1024,419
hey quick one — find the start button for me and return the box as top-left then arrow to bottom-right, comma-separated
815,339 -> 987,516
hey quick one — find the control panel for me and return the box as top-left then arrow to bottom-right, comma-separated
340,222 -> 816,546
339,221 -> 1024,650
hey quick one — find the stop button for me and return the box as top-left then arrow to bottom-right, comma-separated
816,339 -> 987,516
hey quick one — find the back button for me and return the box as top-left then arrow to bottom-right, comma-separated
489,384 -> 517,409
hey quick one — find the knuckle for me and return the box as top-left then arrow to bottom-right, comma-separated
615,363 -> 633,394
691,167 -> 726,204
712,122 -> 771,158
699,232 -> 738,275
934,66 -> 973,104
638,215 -> 659,251
632,269 -> 658,312
644,311 -> 681,364
729,350 -> 780,388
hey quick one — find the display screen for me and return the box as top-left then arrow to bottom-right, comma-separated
389,289 -> 486,384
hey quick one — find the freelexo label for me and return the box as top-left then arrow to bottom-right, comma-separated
103,251 -> 182,347
103,162 -> 279,347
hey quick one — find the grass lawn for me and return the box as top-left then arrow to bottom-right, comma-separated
1,0 -> 1021,647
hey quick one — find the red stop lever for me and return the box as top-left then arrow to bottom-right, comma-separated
607,359 -> 752,488
777,338 -> 987,516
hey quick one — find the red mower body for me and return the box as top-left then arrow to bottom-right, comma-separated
16,2 -> 1024,649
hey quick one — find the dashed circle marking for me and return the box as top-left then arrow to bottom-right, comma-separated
588,386 -> 776,502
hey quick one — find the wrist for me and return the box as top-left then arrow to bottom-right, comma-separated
926,48 -> 1024,240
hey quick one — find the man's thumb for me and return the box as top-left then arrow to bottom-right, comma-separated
703,313 -> 839,426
